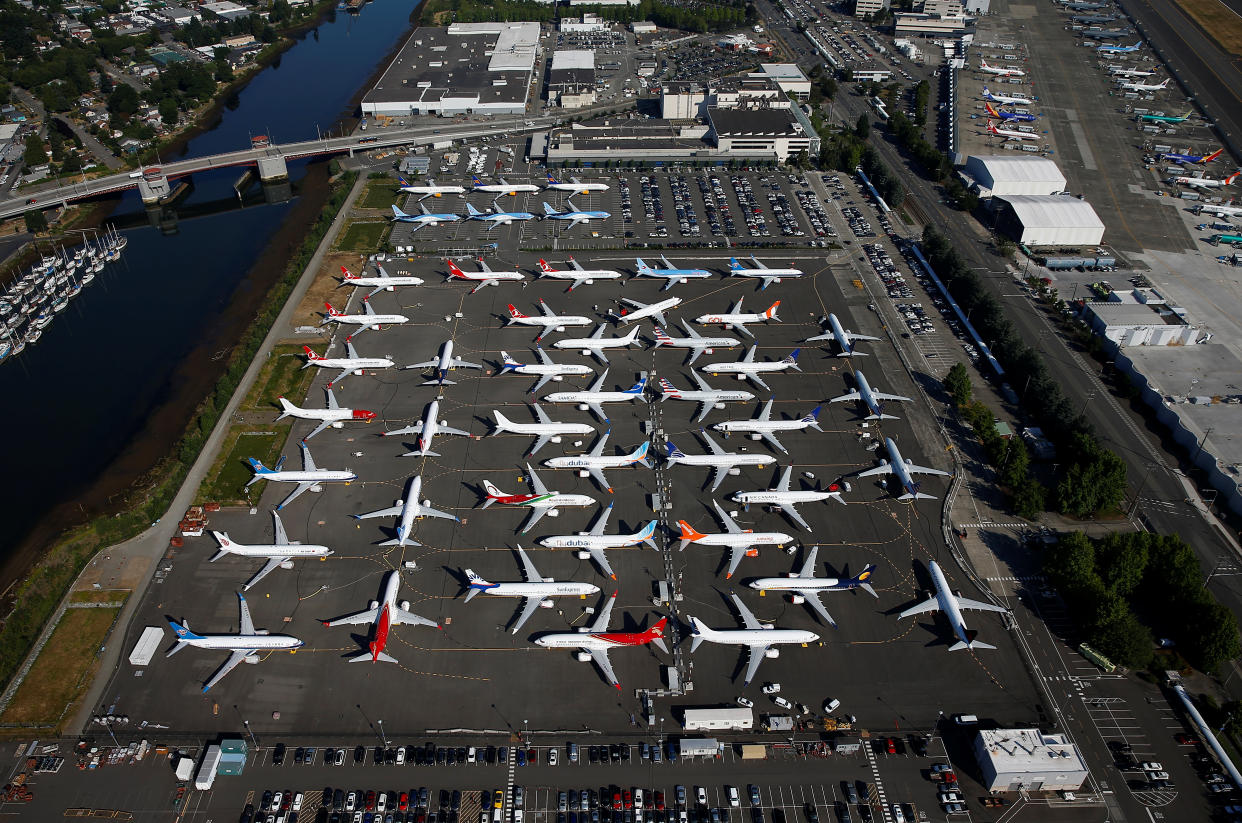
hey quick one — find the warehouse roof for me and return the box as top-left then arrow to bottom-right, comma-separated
967,155 -> 1066,187
976,729 -> 1088,774
997,194 -> 1104,230
552,49 -> 595,70
707,107 -> 803,137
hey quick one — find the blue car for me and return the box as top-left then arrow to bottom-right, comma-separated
517,749 -> 527,766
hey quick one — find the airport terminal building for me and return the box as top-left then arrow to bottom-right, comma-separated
361,23 -> 539,118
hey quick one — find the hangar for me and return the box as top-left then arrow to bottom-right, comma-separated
974,728 -> 1089,792
963,155 -> 1067,198
994,194 -> 1105,247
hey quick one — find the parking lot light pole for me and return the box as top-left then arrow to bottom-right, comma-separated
378,719 -> 389,748
243,719 -> 258,748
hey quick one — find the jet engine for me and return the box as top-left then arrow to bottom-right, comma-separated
369,600 -> 380,609
714,402 -> 726,409
310,484 -> 324,493
790,594 -> 806,605
576,651 -> 593,662
576,550 -> 592,560
764,647 -> 780,658
244,654 -> 261,664
540,598 -> 556,608
279,561 -> 295,569
578,403 -> 590,411
551,435 -> 563,444
400,600 -> 411,611
578,470 -> 591,479
728,467 -> 741,476
750,433 -> 763,441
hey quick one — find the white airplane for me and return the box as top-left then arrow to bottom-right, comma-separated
731,465 -> 846,532
533,592 -> 667,689
830,370 -> 912,421
381,399 -> 472,458
464,202 -> 538,230
389,204 -> 461,232
246,442 -> 356,510
702,345 -> 801,391
613,296 -> 682,328
536,257 -> 624,291
445,258 -> 526,294
664,430 -> 774,492
167,593 -> 303,693
806,313 -> 880,356
1120,77 -> 1169,92
338,265 -> 424,299
711,399 -> 822,454
748,546 -> 878,627
694,298 -> 781,338
657,373 -> 754,423
471,175 -> 541,197
401,339 -> 484,386
728,257 -> 804,290
544,173 -> 610,194
982,87 -> 1033,106
353,474 -> 458,547
321,299 -> 410,339
1172,171 -> 1240,189
986,121 -> 1039,141
276,388 -> 375,442
652,322 -> 741,366
498,348 -> 595,393
676,501 -> 794,578
542,429 -> 652,493
397,175 -> 465,200
1109,66 -> 1156,77
481,463 -> 596,534
1197,202 -> 1242,218
463,546 -> 601,633
542,200 -> 611,229
980,59 -> 1025,76
208,511 -> 332,591
491,404 -> 595,455
686,593 -> 820,686
900,560 -> 1007,651
322,571 -> 439,663
538,503 -> 658,579
505,300 -> 593,341
1098,40 -> 1142,54
542,370 -> 648,423
633,256 -> 713,291
302,341 -> 394,388
553,324 -> 643,365
857,436 -> 952,501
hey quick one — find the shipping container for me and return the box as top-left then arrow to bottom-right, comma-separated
128,627 -> 165,667
194,746 -> 220,790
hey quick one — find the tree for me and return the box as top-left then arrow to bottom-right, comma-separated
1096,532 -> 1149,597
61,152 -> 82,173
107,83 -> 139,117
1055,433 -> 1128,516
855,113 -> 870,140
944,362 -> 972,407
23,209 -> 47,233
158,97 -> 179,126
1091,608 -> 1154,669
48,128 -> 65,162
1011,477 -> 1046,520
1044,531 -> 1100,592
23,134 -> 46,168
1183,602 -> 1241,673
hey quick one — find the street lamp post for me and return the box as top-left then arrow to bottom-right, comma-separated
1127,462 -> 1158,518
243,719 -> 258,748
378,719 -> 388,748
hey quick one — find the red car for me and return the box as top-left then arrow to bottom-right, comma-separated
613,791 -> 623,811
624,789 -> 634,809
366,790 -> 376,811
1175,733 -> 1201,746
885,738 -> 897,754
399,792 -> 410,811
655,792 -> 666,811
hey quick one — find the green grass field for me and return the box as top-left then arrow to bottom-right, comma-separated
359,179 -> 402,210
338,221 -> 388,252
198,429 -> 286,505
244,344 -> 317,412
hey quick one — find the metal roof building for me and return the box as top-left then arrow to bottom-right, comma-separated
995,194 -> 1105,247
963,155 -> 1067,197
973,729 -> 1089,792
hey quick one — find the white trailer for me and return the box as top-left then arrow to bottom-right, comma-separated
129,626 -> 165,667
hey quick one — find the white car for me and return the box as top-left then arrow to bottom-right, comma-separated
737,697 -> 754,708
1140,762 -> 1164,772
548,749 -> 558,766
728,787 -> 740,807
824,698 -> 841,713
696,787 -> 708,806
292,793 -> 304,812
762,683 -> 781,695
395,747 -> 406,765
773,696 -> 793,710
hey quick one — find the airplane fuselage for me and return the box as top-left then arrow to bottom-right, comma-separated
713,419 -> 810,435
473,581 -> 600,598
618,298 -> 682,324
535,631 -> 649,649
177,634 -> 302,651
669,452 -> 771,469
216,542 -> 331,559
259,468 -> 356,484
543,390 -> 641,404
733,490 -> 839,506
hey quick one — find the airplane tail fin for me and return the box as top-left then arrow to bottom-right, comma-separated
949,631 -> 995,651
784,348 -> 801,370
499,351 -> 520,370
446,260 -> 466,279
658,377 -> 680,398
481,479 -> 507,507
985,102 -> 999,118
631,441 -> 652,468
652,326 -> 673,346
507,304 -> 527,320
543,202 -> 558,216
645,616 -> 670,653
677,520 -> 705,549
850,563 -> 879,598
802,405 -> 823,432
765,301 -> 780,320
323,302 -> 342,317
626,376 -> 648,396
537,258 -> 554,274
1204,148 -> 1224,163
397,175 -> 409,187
167,618 -> 203,643
666,441 -> 688,460
340,265 -> 358,281
464,569 -> 492,601
636,519 -> 659,548
302,345 -> 322,364
635,257 -> 651,273
391,204 -> 409,219
492,410 -> 514,431
546,172 -> 559,185
245,458 -> 270,484
466,202 -> 482,217
276,396 -> 298,420
729,257 -> 744,271
687,616 -> 707,652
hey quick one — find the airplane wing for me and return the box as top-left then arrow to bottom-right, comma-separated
238,593 -> 256,635
202,649 -> 255,693
529,435 -> 554,455
272,511 -> 290,545
708,466 -> 729,493
759,431 -> 788,454
529,373 -> 556,394
590,430 -> 611,457
332,366 -> 356,385
744,372 -> 771,392
724,545 -> 747,579
589,466 -> 611,492
957,597 -> 1009,614
303,419 -> 334,441
526,464 -> 550,496
777,502 -> 812,533
591,348 -> 611,365
587,647 -> 619,689
741,646 -> 768,687
756,399 -> 773,421
873,391 -> 913,403
712,501 -> 744,534
438,425 -> 472,438
415,503 -> 459,521
325,606 -> 381,626
392,607 -> 439,628
354,503 -> 403,520
275,482 -> 316,511
653,307 -> 673,327
799,592 -> 837,627
326,389 -> 340,410
590,504 -> 613,536
681,320 -> 703,339
620,298 -> 649,309
590,592 -> 617,634
730,594 -> 763,630
588,546 -> 616,580
364,301 -> 378,317
757,276 -> 778,291
830,391 -> 862,404
731,321 -> 755,339
451,357 -> 485,371
586,403 -> 608,422
694,401 -> 713,424
533,404 -> 553,424
701,432 -> 727,456
510,596 -> 542,634
898,596 -> 940,619
857,463 -> 894,478
517,547 -> 543,583
300,443 -> 317,472
685,348 -> 704,367
907,463 -> 952,478
536,348 -> 554,366
566,215 -> 587,229
403,359 -> 440,370
775,466 -> 793,492
570,258 -> 585,271
798,546 -> 819,578
242,557 -> 288,592
540,302 -> 557,318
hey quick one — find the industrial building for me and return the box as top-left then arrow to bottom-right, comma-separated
893,13 -> 975,38
560,13 -> 610,33
750,64 -> 811,100
662,77 -> 787,120
1083,289 -> 1205,347
994,195 -> 1105,247
855,0 -> 890,17
973,729 -> 1089,792
548,49 -> 597,108
361,23 -> 539,118
682,708 -> 753,731
631,21 -> 657,35
962,155 -> 1067,197
707,107 -> 817,162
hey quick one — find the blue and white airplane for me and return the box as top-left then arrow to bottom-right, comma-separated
748,546 -> 878,627
545,173 -> 610,194
390,203 -> 460,231
167,593 -> 303,693
542,200 -> 611,229
634,256 -> 714,291
857,436 -> 951,501
471,175 -> 540,197
1160,147 -> 1223,165
1097,40 -> 1142,54
542,370 -> 649,423
537,503 -> 657,580
985,102 -> 1036,123
465,202 -> 537,230
728,256 -> 804,290
246,442 -> 357,510
982,87 -> 1033,106
542,429 -> 652,493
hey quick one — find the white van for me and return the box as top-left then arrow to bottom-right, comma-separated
954,714 -> 979,725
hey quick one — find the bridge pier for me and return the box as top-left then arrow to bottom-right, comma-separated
256,155 -> 289,182
136,175 -> 171,204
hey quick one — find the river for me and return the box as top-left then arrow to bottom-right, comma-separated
0,1 -> 418,586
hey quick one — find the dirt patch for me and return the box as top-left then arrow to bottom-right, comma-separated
1173,0 -> 1242,56
292,250 -> 368,331
1,607 -> 119,729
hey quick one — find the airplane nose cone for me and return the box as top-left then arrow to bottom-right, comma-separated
355,410 -> 376,420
